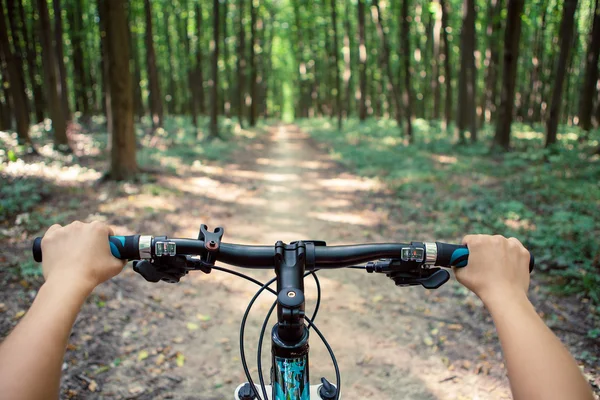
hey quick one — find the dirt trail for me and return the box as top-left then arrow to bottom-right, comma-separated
39,125 -> 520,399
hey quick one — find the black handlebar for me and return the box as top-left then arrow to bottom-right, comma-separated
32,236 -> 535,272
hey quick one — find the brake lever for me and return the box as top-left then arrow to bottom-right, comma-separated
387,269 -> 450,289
132,254 -> 214,284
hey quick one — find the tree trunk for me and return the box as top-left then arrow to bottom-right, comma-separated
222,0 -> 231,117
210,0 -> 220,136
248,0 -> 257,126
0,0 -> 31,144
52,0 -> 70,121
579,0 -> 600,131
329,0 -> 342,130
432,0 -> 442,120
526,3 -> 548,123
293,0 -> 309,118
493,0 -> 524,151
343,1 -> 353,119
37,0 -> 69,149
98,0 -> 112,138
163,6 -> 175,115
401,0 -> 414,139
144,0 -> 163,129
456,0 -> 477,142
371,0 -> 402,128
440,0 -> 452,129
127,6 -> 143,122
68,0 -> 90,117
546,0 -> 578,147
357,0 -> 367,121
236,0 -> 245,126
422,11 -> 433,119
195,2 -> 206,117
19,0 -> 45,122
101,0 -> 137,180
480,0 -> 503,125
6,0 -> 30,120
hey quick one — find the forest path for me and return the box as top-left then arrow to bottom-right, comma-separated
56,124 -> 515,399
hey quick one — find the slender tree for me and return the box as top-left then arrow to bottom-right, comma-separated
357,0 -> 367,121
210,0 -> 220,136
6,0 -> 30,120
579,0 -> 600,131
400,0 -> 414,139
18,0 -> 44,122
456,0 -> 478,142
431,0 -> 442,120
144,0 -> 163,129
480,0 -> 503,125
0,0 -> 31,145
440,0 -> 453,128
546,0 -> 579,147
195,2 -> 206,118
330,0 -> 342,130
236,0 -> 245,126
100,0 -> 137,180
248,0 -> 257,126
493,0 -> 525,151
37,0 -> 69,150
68,0 -> 90,117
371,0 -> 402,129
343,1 -> 353,118
52,0 -> 70,121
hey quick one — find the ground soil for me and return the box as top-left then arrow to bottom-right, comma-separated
1,124 -> 598,399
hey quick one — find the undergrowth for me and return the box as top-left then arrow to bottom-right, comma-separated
299,118 -> 600,307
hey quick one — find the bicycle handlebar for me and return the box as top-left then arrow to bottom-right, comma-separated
32,235 -> 535,272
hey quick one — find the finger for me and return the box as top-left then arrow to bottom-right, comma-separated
45,224 -> 62,236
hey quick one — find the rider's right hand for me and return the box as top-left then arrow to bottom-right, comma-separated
454,234 -> 531,305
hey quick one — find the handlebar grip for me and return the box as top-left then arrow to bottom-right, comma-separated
32,235 -> 141,262
435,242 -> 534,273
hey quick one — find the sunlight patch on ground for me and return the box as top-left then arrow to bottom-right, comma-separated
307,211 -> 378,226
2,159 -> 102,184
513,130 -> 545,140
431,154 -> 458,164
316,177 -> 381,192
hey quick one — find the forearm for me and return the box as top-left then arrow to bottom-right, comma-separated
0,278 -> 90,400
485,291 -> 593,400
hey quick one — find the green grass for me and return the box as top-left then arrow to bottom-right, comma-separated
298,117 -> 600,306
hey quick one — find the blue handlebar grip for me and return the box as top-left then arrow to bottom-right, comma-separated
32,235 -> 140,262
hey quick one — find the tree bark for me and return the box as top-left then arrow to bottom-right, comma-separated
144,0 -> 163,129
480,0 -> 503,125
440,0 -> 452,129
401,0 -> 414,139
195,2 -> 206,118
127,5 -> 143,122
6,0 -> 30,120
329,0 -> 342,130
163,6 -> 175,115
18,0 -> 45,122
0,0 -> 31,144
292,0 -> 309,118
526,3 -> 548,123
493,0 -> 525,151
236,0 -> 245,126
343,1 -> 353,119
546,0 -> 578,147
52,0 -> 70,121
68,0 -> 90,117
456,0 -> 477,142
248,0 -> 257,126
371,0 -> 402,128
432,0 -> 442,120
357,0 -> 367,121
210,0 -> 220,136
98,0 -> 112,137
578,0 -> 600,131
222,0 -> 231,117
101,0 -> 137,180
37,0 -> 69,149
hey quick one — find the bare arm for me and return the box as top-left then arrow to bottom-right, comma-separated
455,235 -> 593,400
0,221 -> 126,400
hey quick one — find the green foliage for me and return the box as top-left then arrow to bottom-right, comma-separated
299,118 -> 600,305
0,177 -> 50,221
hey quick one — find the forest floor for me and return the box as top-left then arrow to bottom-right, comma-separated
1,122 -> 599,399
